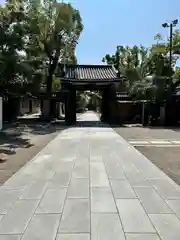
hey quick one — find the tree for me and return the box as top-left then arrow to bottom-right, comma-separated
25,0 -> 83,118
76,91 -> 90,112
0,1 -> 30,91
0,0 -> 83,121
102,45 -> 151,99
102,33 -> 179,101
0,0 -> 47,96
174,66 -> 180,82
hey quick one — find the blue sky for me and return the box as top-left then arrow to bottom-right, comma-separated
1,0 -> 180,64
67,0 -> 180,64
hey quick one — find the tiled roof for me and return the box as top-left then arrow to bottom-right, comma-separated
58,64 -> 119,82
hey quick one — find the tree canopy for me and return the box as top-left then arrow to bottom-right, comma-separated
102,30 -> 180,100
0,0 -> 83,97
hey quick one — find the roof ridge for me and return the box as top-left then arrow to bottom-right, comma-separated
58,63 -> 113,68
76,64 -> 113,68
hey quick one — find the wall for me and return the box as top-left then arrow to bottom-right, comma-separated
109,98 -> 180,126
110,101 -> 142,124
3,97 -> 20,121
117,101 -> 133,123
165,102 -> 180,125
20,98 -> 29,115
20,98 -> 40,115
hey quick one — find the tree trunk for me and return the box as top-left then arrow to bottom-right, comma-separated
41,56 -> 58,120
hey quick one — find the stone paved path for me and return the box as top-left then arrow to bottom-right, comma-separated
1,112 -> 180,240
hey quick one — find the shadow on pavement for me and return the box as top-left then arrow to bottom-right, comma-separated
68,121 -> 124,128
0,119 -> 67,157
0,131 -> 33,156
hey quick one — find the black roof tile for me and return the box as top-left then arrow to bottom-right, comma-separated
58,64 -> 119,82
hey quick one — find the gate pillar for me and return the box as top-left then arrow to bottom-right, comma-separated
71,88 -> 76,123
65,87 -> 76,125
101,88 -> 110,122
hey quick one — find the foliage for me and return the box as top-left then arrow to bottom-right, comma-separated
76,91 -> 90,111
173,66 -> 180,82
0,0 -> 83,101
0,1 -> 29,90
102,30 -> 180,100
25,1 -> 83,94
103,45 -> 151,99
52,75 -> 61,91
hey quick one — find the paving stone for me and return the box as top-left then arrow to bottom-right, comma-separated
72,162 -> 89,178
0,199 -> 39,234
133,159 -> 168,179
22,160 -> 54,179
67,179 -> 89,198
91,188 -> 117,213
116,199 -> 155,233
90,169 -> 109,187
58,199 -> 90,233
150,179 -> 180,200
56,234 -> 90,240
126,174 -> 150,187
48,172 -> 71,188
75,157 -> 89,164
110,180 -> 136,199
0,236 -> 22,240
90,162 -> 106,172
126,234 -> 160,240
104,161 -> 126,179
102,151 -> 117,162
166,200 -> 180,218
20,181 -> 48,199
36,188 -> 67,214
58,156 -> 76,163
35,169 -> 54,180
90,144 -> 104,159
3,175 -> 32,189
121,164 -> 150,187
91,213 -> 125,240
0,189 -> 22,214
78,145 -> 89,158
53,162 -> 74,174
90,156 -> 103,162
134,187 -> 172,213
149,214 -> 180,240
22,214 -> 61,240
21,164 -> 43,178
